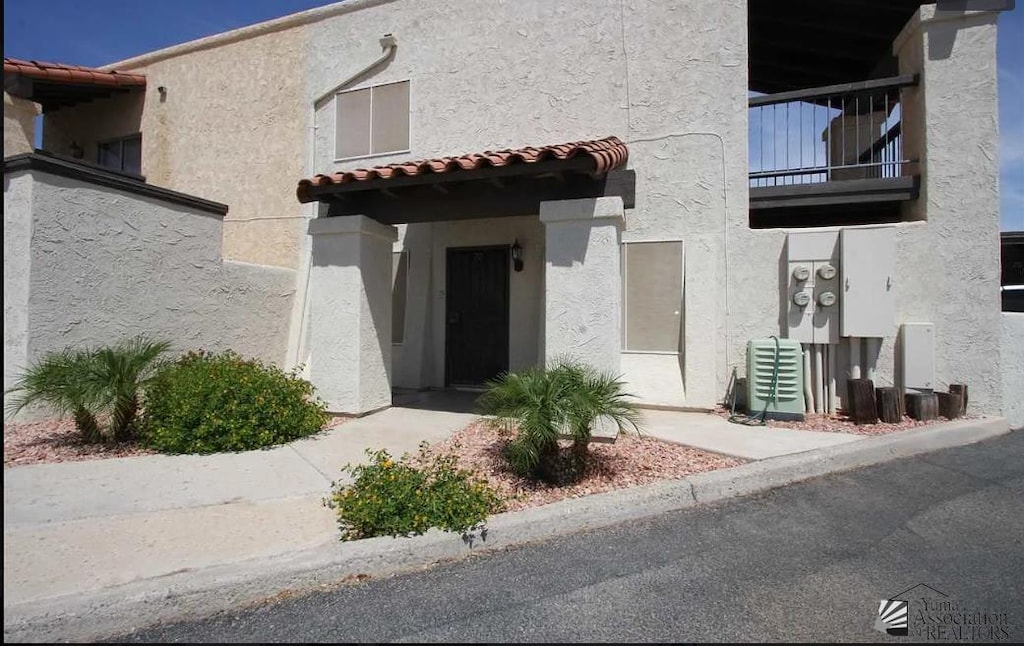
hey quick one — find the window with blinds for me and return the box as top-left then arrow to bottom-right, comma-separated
622,241 -> 683,353
336,81 -> 410,160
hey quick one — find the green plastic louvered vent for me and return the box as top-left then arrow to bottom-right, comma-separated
746,338 -> 806,421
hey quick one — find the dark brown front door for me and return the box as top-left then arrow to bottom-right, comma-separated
445,246 -> 510,386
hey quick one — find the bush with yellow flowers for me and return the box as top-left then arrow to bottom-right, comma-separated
326,443 -> 503,541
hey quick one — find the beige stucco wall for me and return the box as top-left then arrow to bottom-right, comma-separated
118,26 -> 310,269
41,25 -> 311,269
21,0 -> 1002,413
4,92 -> 38,156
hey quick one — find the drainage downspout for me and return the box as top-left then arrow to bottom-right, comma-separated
286,34 -> 398,371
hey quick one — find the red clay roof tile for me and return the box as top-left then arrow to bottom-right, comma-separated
297,136 -> 628,202
3,57 -> 146,88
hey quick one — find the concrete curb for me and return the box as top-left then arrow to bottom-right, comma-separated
3,416 -> 1012,643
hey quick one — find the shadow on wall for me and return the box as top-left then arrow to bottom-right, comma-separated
928,16 -> 961,60
929,1 -> 1008,60
545,224 -> 594,268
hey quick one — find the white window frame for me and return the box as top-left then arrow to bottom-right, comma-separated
621,239 -> 685,355
334,79 -> 412,163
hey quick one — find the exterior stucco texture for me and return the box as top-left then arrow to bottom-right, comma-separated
15,0 -> 1003,416
1002,313 -> 1023,429
44,27 -> 309,270
306,0 -> 748,407
3,169 -> 294,414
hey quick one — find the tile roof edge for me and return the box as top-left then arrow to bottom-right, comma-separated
4,58 -> 147,85
296,136 -> 628,203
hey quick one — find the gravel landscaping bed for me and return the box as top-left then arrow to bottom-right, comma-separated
3,418 -> 156,467
3,415 -> 352,468
424,419 -> 745,512
710,407 -> 971,436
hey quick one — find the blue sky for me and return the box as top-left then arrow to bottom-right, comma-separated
3,0 -> 1022,230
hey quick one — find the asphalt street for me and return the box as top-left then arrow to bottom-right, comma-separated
111,431 -> 1023,643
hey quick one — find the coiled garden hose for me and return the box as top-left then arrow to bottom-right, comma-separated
728,335 -> 781,426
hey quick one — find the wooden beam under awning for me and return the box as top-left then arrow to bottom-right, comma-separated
319,169 -> 636,226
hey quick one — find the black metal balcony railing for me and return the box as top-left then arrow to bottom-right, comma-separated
749,75 -> 919,188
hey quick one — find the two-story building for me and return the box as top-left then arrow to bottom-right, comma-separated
4,0 -> 1014,424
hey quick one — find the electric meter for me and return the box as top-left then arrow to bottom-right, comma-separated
818,291 -> 837,307
792,291 -> 811,307
792,266 -> 811,281
817,264 -> 837,280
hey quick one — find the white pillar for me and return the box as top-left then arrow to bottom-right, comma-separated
307,215 -> 397,415
539,196 -> 624,375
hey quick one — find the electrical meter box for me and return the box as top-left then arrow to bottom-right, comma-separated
746,338 -> 805,421
841,226 -> 896,338
785,231 -> 840,344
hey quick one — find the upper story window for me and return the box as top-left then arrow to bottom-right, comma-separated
97,134 -> 142,175
335,81 -> 410,161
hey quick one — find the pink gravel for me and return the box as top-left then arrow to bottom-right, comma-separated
4,415 -> 352,468
3,418 -> 156,467
422,420 -> 744,512
710,407 -> 970,436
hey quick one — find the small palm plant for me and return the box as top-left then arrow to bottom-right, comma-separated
91,337 -> 172,442
5,348 -> 105,443
477,359 -> 642,484
5,336 -> 170,444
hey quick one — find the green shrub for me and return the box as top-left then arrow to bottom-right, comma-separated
477,359 -> 642,484
142,350 -> 328,454
326,444 -> 503,541
5,336 -> 170,444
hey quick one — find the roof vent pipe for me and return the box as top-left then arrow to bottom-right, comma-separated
313,34 -> 397,108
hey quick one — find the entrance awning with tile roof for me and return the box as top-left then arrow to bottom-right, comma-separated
296,136 -> 633,225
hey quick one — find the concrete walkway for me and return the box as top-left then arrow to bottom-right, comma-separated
640,409 -> 864,460
4,401 -> 1011,642
3,406 -> 476,608
2,399 -> 864,617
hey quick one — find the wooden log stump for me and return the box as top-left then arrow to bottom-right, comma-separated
949,384 -> 969,415
937,391 -> 963,419
846,379 -> 878,424
906,392 -> 939,421
876,387 -> 902,423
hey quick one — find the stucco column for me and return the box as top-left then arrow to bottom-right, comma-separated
895,6 -> 1000,223
890,6 -> 1004,413
307,215 -> 397,415
539,196 -> 624,375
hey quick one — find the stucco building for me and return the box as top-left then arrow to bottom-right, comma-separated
4,0 -> 1019,425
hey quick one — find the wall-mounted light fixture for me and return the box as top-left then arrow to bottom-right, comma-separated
157,86 -> 167,102
511,239 -> 524,272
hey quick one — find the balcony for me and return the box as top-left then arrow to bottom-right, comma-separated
748,75 -> 921,228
